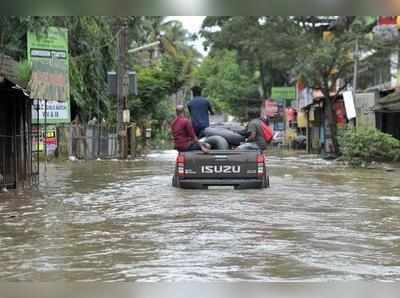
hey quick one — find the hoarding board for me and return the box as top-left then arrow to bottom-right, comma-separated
28,27 -> 70,123
271,87 -> 296,100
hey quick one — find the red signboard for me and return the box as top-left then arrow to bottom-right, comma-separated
334,100 -> 346,128
378,16 -> 397,25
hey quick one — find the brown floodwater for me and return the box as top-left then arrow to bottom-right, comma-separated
0,151 -> 399,281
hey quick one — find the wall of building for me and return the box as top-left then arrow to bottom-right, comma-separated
0,88 -> 33,189
355,93 -> 377,129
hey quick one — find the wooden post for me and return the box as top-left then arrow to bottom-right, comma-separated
306,110 -> 311,153
130,123 -> 136,158
13,95 -> 18,190
352,38 -> 359,129
44,100 -> 48,169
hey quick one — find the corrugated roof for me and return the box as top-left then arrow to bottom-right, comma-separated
377,91 -> 400,104
0,54 -> 18,84
0,54 -> 31,98
374,91 -> 400,112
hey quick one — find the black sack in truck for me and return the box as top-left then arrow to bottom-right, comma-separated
203,135 -> 230,150
203,127 -> 245,147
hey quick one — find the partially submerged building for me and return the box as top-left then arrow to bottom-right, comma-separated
0,54 -> 36,190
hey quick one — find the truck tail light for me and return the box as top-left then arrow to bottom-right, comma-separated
256,154 -> 265,176
176,154 -> 185,177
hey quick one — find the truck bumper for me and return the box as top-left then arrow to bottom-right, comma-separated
175,178 -> 268,189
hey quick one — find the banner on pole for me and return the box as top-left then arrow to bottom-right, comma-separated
343,91 -> 357,120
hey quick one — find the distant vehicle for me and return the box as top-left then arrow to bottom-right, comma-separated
172,150 -> 270,189
293,135 -> 307,149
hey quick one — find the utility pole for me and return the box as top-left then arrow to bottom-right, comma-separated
352,37 -> 359,128
117,18 -> 129,159
112,26 -> 160,159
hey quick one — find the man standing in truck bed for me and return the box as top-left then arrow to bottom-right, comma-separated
187,86 -> 214,137
171,105 -> 209,152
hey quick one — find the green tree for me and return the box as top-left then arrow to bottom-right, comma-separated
194,49 -> 259,119
130,53 -> 194,123
201,16 -> 298,97
0,16 -> 52,59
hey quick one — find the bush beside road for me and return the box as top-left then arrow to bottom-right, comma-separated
338,128 -> 400,167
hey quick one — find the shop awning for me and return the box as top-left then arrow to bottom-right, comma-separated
374,91 -> 400,112
301,90 -> 341,110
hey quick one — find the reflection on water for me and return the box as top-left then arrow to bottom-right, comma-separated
0,150 -> 400,281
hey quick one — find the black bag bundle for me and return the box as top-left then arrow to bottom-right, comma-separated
213,125 -> 248,137
203,127 -> 245,147
203,135 -> 229,150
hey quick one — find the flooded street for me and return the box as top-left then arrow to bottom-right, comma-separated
1,151 -> 400,281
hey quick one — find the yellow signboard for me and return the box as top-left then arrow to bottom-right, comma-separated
297,112 -> 307,128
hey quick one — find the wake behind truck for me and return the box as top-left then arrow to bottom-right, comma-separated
172,149 -> 270,189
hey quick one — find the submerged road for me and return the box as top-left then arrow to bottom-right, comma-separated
0,151 -> 399,281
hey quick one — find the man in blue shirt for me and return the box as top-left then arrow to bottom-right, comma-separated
187,86 -> 214,137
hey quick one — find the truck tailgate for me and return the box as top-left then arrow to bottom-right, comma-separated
182,150 -> 259,179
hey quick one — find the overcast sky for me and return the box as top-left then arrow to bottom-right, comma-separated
166,16 -> 207,56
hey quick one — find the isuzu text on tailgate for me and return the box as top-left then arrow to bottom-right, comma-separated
201,165 -> 241,174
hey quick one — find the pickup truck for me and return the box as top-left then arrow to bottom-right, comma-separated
172,150 -> 269,189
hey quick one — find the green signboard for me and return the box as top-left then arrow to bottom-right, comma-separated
28,27 -> 70,123
271,87 -> 296,101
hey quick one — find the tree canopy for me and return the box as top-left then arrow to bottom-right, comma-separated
194,49 -> 259,119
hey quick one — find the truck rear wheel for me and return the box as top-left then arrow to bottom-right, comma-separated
263,175 -> 270,188
172,175 -> 179,187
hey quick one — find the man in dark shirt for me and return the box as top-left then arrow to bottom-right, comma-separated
187,86 -> 214,137
171,105 -> 209,152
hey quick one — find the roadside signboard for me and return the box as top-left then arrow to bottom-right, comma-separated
28,27 -> 70,123
271,87 -> 296,101
32,125 -> 57,154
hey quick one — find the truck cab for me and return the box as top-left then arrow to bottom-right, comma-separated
172,150 -> 269,189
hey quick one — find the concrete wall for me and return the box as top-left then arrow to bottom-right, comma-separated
355,93 -> 377,129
